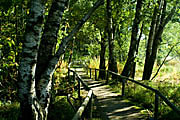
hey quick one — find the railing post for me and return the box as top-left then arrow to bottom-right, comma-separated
122,79 -> 125,97
78,78 -> 81,100
86,67 -> 88,75
68,68 -> 70,82
73,71 -> 75,82
90,68 -> 92,79
154,93 -> 159,120
106,71 -> 109,84
95,69 -> 97,81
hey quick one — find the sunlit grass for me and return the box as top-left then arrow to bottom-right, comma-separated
89,58 -> 180,119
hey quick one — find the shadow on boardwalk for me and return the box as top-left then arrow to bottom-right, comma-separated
72,67 -> 150,120
84,80 -> 150,120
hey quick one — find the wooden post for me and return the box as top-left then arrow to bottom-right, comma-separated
106,71 -> 109,84
90,94 -> 93,119
154,93 -> 159,120
95,69 -> 97,81
122,79 -> 125,96
78,79 -> 81,100
73,71 -> 75,82
86,67 -> 88,75
68,68 -> 70,82
90,68 -> 91,79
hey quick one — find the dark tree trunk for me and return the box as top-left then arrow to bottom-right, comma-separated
121,0 -> 143,77
99,30 -> 106,79
142,0 -> 176,80
142,3 -> 158,80
131,23 -> 144,79
107,0 -> 118,73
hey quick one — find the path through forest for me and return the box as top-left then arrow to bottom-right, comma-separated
73,67 -> 150,120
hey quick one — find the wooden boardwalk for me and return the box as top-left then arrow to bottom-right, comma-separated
73,67 -> 149,120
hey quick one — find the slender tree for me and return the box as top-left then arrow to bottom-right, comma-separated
121,0 -> 143,78
142,0 -> 177,80
107,0 -> 118,73
99,30 -> 107,79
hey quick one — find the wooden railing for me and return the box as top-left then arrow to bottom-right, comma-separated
88,68 -> 180,120
68,61 -> 93,120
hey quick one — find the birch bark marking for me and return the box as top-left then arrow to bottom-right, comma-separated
36,0 -> 67,100
18,0 -> 45,119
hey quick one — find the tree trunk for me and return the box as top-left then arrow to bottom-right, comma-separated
107,0 -> 118,73
99,30 -> 106,79
18,0 -> 45,119
121,0 -> 143,77
142,3 -> 158,80
35,0 -> 67,97
142,0 -> 176,80
35,0 -> 67,119
18,0 -> 104,119
36,0 -> 104,118
131,23 -> 144,79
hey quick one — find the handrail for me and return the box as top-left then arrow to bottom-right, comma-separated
68,61 -> 180,119
89,67 -> 180,119
68,61 -> 93,120
72,90 -> 93,120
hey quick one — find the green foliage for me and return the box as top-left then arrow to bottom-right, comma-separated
0,102 -> 20,120
48,96 -> 75,120
0,1 -> 27,102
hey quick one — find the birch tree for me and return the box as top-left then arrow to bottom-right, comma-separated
18,0 -> 104,119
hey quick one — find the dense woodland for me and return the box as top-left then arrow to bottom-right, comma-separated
0,0 -> 180,120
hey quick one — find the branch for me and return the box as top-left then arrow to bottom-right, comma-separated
151,42 -> 180,80
162,5 -> 177,27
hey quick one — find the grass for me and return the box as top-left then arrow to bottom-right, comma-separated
113,60 -> 180,119
0,102 -> 20,120
87,58 -> 180,119
48,96 -> 75,120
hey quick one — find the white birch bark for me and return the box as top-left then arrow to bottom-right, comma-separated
18,0 -> 45,119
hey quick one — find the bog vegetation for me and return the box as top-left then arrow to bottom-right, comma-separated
0,0 -> 180,120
